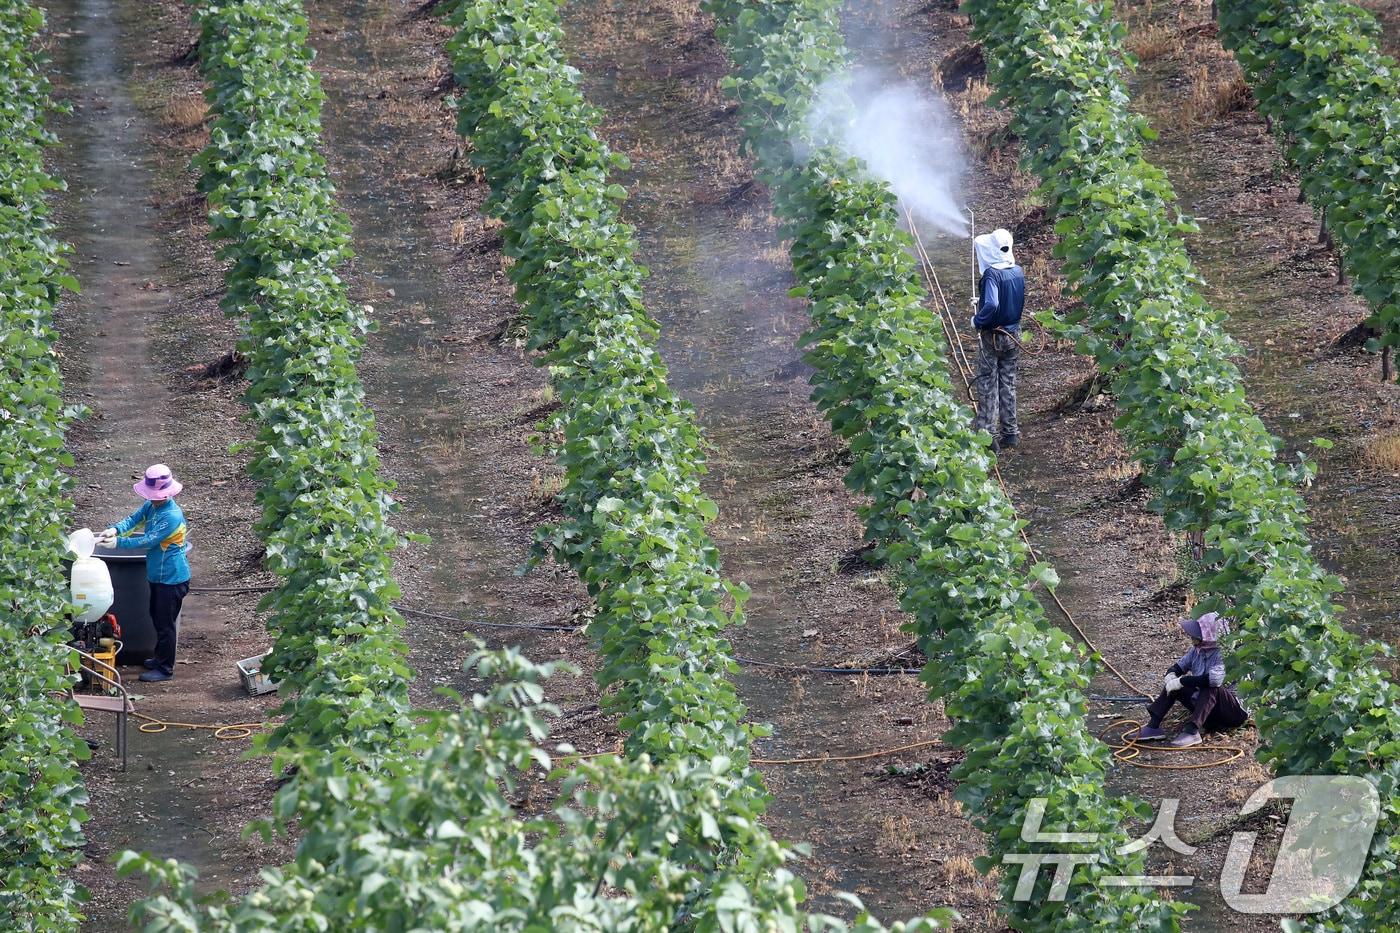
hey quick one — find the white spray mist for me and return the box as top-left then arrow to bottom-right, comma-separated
804,69 -> 971,238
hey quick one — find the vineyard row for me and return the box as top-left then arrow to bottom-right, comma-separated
0,2 -> 90,929
704,0 -> 1183,928
1218,0 -> 1400,372
966,0 -> 1400,926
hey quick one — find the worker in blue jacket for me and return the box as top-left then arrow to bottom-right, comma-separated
96,464 -> 191,683
970,228 -> 1025,451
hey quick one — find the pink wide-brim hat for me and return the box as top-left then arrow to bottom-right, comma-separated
135,463 -> 183,500
1180,611 -> 1229,643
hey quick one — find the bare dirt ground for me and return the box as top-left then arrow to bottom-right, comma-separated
48,0 -> 1396,929
48,0 -> 291,923
55,0 -> 605,924
1117,0 -> 1400,645
561,0 -> 994,922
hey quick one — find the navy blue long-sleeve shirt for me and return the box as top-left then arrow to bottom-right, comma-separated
973,265 -> 1025,332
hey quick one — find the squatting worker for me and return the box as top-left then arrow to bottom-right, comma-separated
1137,612 -> 1249,748
95,464 -> 191,684
970,227 -> 1024,451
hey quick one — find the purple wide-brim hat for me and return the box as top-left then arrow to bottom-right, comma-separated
135,463 -> 183,500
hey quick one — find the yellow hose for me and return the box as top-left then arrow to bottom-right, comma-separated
902,209 -> 1245,770
134,712 -> 268,741
1099,718 -> 1247,770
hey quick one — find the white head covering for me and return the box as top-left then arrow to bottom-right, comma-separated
974,228 -> 1016,273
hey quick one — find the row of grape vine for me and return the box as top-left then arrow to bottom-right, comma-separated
1217,0 -> 1400,376
0,2 -> 89,929
704,0 -> 1184,927
966,0 -> 1400,925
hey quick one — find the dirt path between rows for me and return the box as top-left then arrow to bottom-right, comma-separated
1118,0 -> 1400,643
49,0 -> 287,924
303,0 -> 603,717
562,0 -> 995,921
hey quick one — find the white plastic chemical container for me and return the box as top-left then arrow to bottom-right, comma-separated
67,529 -> 114,624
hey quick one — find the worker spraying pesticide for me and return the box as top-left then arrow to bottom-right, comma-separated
95,464 -> 191,683
970,227 -> 1024,451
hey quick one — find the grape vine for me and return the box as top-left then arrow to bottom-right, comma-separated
705,1 -> 1185,928
0,2 -> 89,929
965,0 -> 1400,925
1217,0 -> 1400,374
191,0 -> 415,758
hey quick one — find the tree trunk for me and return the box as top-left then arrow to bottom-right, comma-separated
1189,530 -> 1205,562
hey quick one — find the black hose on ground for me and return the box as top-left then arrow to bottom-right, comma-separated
735,656 -> 921,676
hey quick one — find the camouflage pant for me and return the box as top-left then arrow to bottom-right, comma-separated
972,329 -> 1019,440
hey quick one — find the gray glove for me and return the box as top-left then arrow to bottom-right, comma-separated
95,528 -> 117,548
1163,672 -> 1183,693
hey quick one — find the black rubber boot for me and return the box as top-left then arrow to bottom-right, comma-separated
1001,434 -> 1019,450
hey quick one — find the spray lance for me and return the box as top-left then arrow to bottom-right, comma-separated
968,208 -> 977,324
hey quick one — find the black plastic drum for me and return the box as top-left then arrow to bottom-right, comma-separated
91,548 -> 170,665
